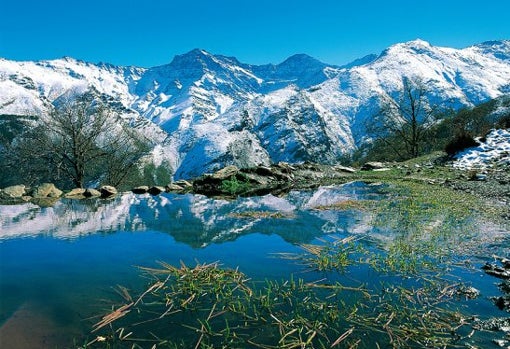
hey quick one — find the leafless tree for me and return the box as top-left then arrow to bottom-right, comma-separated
368,77 -> 439,160
11,94 -> 150,188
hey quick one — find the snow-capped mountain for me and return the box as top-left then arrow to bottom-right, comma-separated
1,39 -> 509,179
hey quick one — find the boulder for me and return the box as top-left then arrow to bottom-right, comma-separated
361,162 -> 386,171
132,186 -> 149,194
253,165 -> 290,181
333,165 -> 357,174
31,183 -> 62,198
361,161 -> 387,171
165,183 -> 185,192
211,165 -> 239,180
173,180 -> 193,189
64,188 -> 86,198
148,186 -> 166,195
1,185 -> 26,198
99,186 -> 117,198
84,188 -> 101,197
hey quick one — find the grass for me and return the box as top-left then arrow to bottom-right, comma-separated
83,258 -> 472,349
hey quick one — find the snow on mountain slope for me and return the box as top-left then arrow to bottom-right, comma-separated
1,40 -> 510,180
309,39 -> 510,144
0,57 -> 145,114
453,129 -> 510,170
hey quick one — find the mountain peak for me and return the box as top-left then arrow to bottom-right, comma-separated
390,39 -> 434,53
404,39 -> 432,47
183,48 -> 211,57
378,39 -> 435,59
278,54 -> 327,68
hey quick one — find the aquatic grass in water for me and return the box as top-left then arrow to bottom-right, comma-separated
359,180 -> 502,274
85,261 -> 471,348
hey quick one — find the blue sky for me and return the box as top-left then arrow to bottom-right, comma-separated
1,0 -> 509,67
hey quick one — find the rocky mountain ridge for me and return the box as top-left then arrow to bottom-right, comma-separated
1,39 -> 510,179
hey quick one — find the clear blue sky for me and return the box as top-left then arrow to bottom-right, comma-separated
1,0 -> 509,67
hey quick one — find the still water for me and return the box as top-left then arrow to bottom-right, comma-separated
0,182 -> 507,348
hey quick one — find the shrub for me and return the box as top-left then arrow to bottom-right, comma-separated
220,176 -> 251,196
444,134 -> 479,157
496,114 -> 510,128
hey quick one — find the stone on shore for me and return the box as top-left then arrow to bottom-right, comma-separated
1,185 -> 26,198
64,188 -> 86,198
165,183 -> 185,192
211,165 -> 239,180
31,183 -> 62,198
361,162 -> 387,171
132,186 -> 149,194
85,188 -> 102,198
99,186 -> 117,198
148,186 -> 166,195
173,180 -> 193,189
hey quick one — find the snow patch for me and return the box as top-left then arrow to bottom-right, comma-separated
453,129 -> 510,170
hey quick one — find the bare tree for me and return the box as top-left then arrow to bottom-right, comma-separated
12,94 -> 150,188
368,77 -> 438,160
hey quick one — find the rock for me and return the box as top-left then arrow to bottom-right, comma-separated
500,280 -> 510,293
211,165 -> 239,180
483,262 -> 510,279
99,186 -> 117,198
1,185 -> 26,198
293,168 -> 325,181
254,165 -> 291,181
31,183 -> 62,198
84,188 -> 101,197
148,186 -> 166,195
173,180 -> 193,189
493,295 -> 510,311
361,162 -> 386,171
132,186 -> 149,194
165,183 -> 185,192
333,165 -> 357,173
64,188 -> 86,198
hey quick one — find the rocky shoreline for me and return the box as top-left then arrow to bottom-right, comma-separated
1,157 -> 509,215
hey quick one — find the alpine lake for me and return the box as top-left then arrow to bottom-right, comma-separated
1,179 -> 509,348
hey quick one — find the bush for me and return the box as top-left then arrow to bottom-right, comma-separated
444,134 -> 479,157
496,114 -> 510,128
220,176 -> 252,196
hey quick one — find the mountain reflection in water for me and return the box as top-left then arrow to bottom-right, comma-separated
0,182 -> 384,247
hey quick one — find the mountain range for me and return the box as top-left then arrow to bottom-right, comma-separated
1,39 -> 509,179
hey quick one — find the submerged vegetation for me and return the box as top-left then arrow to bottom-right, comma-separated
85,261 -> 469,349
83,175 -> 508,348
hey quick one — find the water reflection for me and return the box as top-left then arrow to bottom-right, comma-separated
0,182 -> 385,247
1,181 -> 508,348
